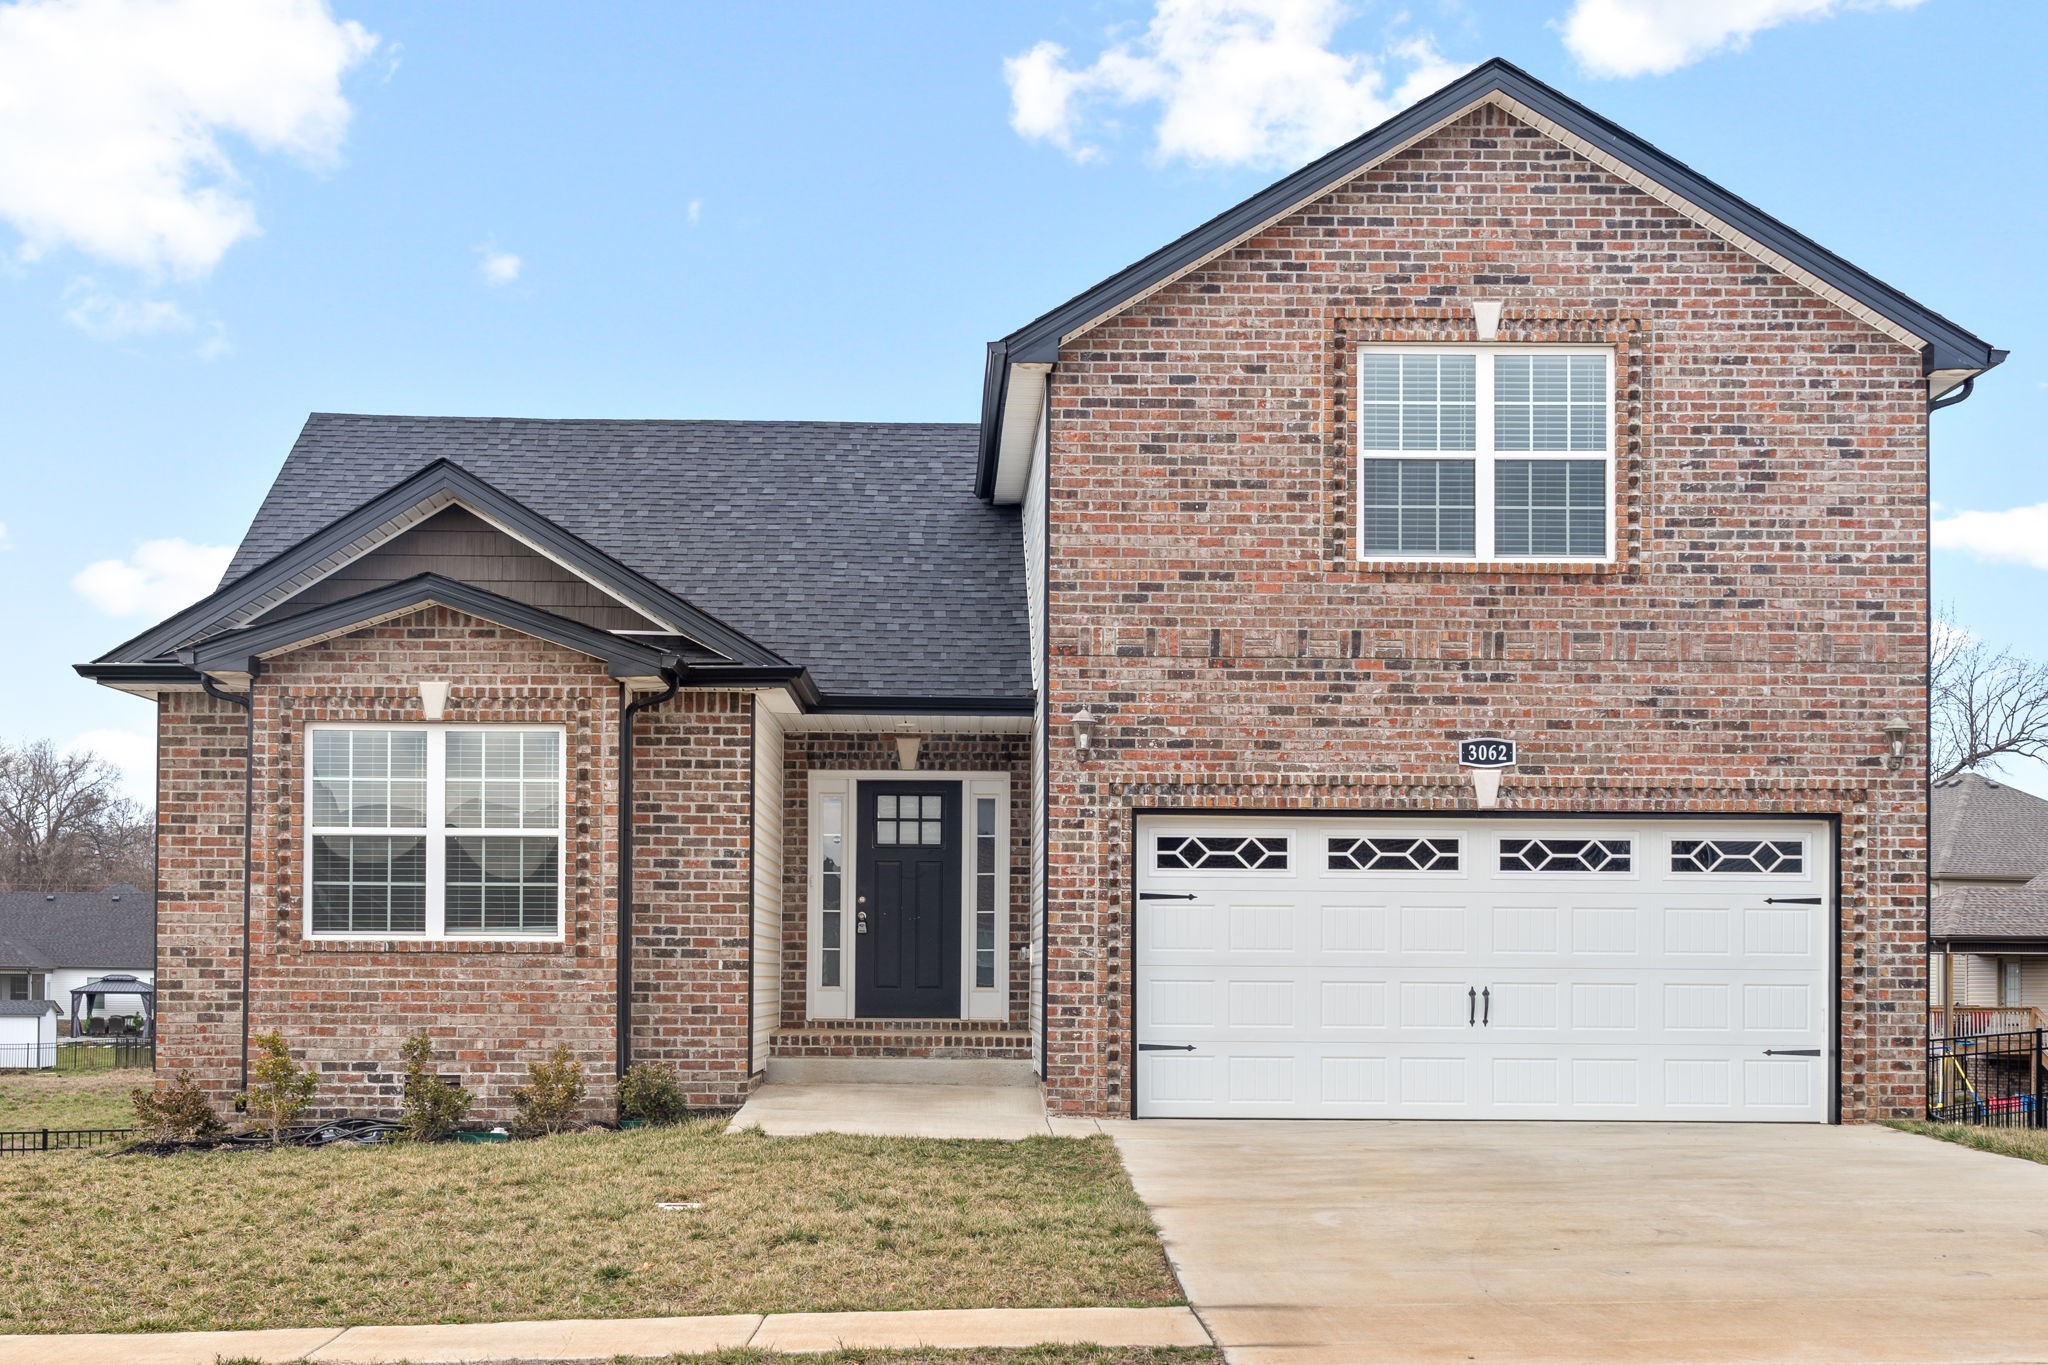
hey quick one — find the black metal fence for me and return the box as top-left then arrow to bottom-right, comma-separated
1928,1030 -> 2045,1128
0,1126 -> 134,1155
0,1039 -> 154,1073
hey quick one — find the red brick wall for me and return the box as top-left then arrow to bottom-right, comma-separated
781,735 -> 1032,1028
629,689 -> 754,1106
151,606 -> 759,1123
1039,105 -> 1929,1120
154,690 -> 249,1096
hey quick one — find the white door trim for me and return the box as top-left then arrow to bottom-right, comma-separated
806,770 -> 1011,1021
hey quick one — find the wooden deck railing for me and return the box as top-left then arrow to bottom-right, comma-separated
1932,1004 -> 2045,1038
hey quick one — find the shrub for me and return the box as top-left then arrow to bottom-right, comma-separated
240,1030 -> 317,1146
512,1043 -> 586,1135
396,1032 -> 471,1142
130,1072 -> 225,1144
619,1062 -> 688,1125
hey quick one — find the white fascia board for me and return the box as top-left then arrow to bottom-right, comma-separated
989,363 -> 1051,506
1053,90 -> 1926,358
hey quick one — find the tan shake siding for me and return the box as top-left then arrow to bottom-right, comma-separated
1040,104 -> 1928,1120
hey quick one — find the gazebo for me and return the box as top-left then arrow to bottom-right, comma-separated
68,973 -> 154,1039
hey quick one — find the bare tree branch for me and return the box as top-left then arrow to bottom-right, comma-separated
1930,611 -> 2048,782
0,739 -> 153,891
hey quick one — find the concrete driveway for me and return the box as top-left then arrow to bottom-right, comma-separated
1110,1121 -> 2048,1364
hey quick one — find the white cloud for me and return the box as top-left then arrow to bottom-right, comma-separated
196,319 -> 230,360
1004,0 -> 1467,168
72,537 -> 233,616
1560,0 -> 1924,79
70,727 -> 155,802
477,247 -> 521,285
686,198 -> 702,225
62,277 -> 194,339
0,0 -> 379,278
0,523 -> 9,549
1933,504 -> 2048,571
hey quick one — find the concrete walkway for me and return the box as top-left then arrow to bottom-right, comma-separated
0,1306 -> 1211,1364
731,1080 -> 1108,1139
1111,1120 -> 2048,1364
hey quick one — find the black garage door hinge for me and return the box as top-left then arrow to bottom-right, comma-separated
1138,1043 -> 1197,1052
1139,892 -> 1198,901
1763,897 -> 1823,905
1762,1048 -> 1822,1057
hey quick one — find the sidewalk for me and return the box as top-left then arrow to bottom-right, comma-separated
0,1305 -> 1210,1364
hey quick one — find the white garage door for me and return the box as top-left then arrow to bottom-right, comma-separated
1135,816 -> 1832,1121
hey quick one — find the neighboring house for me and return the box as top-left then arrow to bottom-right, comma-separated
1932,772 -> 2048,1035
0,885 -> 154,1035
79,60 -> 2001,1125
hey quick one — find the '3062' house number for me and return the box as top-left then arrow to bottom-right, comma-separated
1458,738 -> 1516,769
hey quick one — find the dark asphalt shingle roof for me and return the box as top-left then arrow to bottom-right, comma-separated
1931,773 -> 2048,881
221,415 -> 1030,701
1934,879 -> 2048,942
0,1000 -> 58,1018
0,885 -> 150,971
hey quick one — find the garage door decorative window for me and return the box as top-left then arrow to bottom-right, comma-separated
1328,836 -> 1460,872
1670,839 -> 1804,874
1498,837 -> 1631,873
1156,834 -> 1290,871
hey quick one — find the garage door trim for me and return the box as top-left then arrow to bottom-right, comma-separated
1125,808 -> 1842,1122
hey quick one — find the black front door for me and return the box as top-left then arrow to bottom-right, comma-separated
855,782 -> 962,1018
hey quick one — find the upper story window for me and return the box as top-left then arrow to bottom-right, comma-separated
1358,347 -> 1614,564
307,725 -> 564,940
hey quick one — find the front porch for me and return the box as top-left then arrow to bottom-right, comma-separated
751,704 -> 1038,1080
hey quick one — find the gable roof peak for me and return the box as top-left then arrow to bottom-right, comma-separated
976,55 -> 2003,502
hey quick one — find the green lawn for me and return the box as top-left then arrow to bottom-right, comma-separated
0,1121 -> 1182,1335
1886,1120 -> 2048,1166
0,1070 -> 137,1131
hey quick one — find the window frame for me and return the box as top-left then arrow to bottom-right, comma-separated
303,722 -> 568,943
1355,343 -> 1617,566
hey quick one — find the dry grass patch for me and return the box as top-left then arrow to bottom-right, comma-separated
221,1350 -> 1217,1365
0,1070 -> 136,1130
0,1121 -> 1180,1334
1886,1120 -> 2048,1166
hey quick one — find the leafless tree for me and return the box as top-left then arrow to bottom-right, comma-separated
1931,612 -> 2048,782
0,740 -> 153,891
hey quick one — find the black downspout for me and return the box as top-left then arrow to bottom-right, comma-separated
618,669 -> 680,1094
198,671 -> 254,1103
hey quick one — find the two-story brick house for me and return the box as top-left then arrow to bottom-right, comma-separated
83,60 -> 2001,1125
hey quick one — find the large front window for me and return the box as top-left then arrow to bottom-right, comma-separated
308,725 -> 563,939
1358,347 -> 1614,563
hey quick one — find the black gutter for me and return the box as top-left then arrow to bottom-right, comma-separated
74,661 -> 202,686
617,669 -> 680,1091
810,692 -> 1036,716
197,670 -> 255,1104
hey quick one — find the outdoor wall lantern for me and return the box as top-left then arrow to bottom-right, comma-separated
1070,708 -> 1099,753
1883,716 -> 1911,770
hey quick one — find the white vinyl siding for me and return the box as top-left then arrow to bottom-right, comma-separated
1023,399 -> 1049,1071
751,698 -> 786,1074
1358,346 -> 1614,564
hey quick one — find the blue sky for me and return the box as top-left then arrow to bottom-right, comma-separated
0,0 -> 2042,799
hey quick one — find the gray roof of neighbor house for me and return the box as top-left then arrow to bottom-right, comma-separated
0,885 -> 151,972
1933,878 -> 2048,945
90,416 -> 1032,704
0,1000 -> 58,1017
1931,773 -> 2048,881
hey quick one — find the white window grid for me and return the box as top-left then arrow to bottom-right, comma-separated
304,723 -> 567,941
1356,344 -> 1616,565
